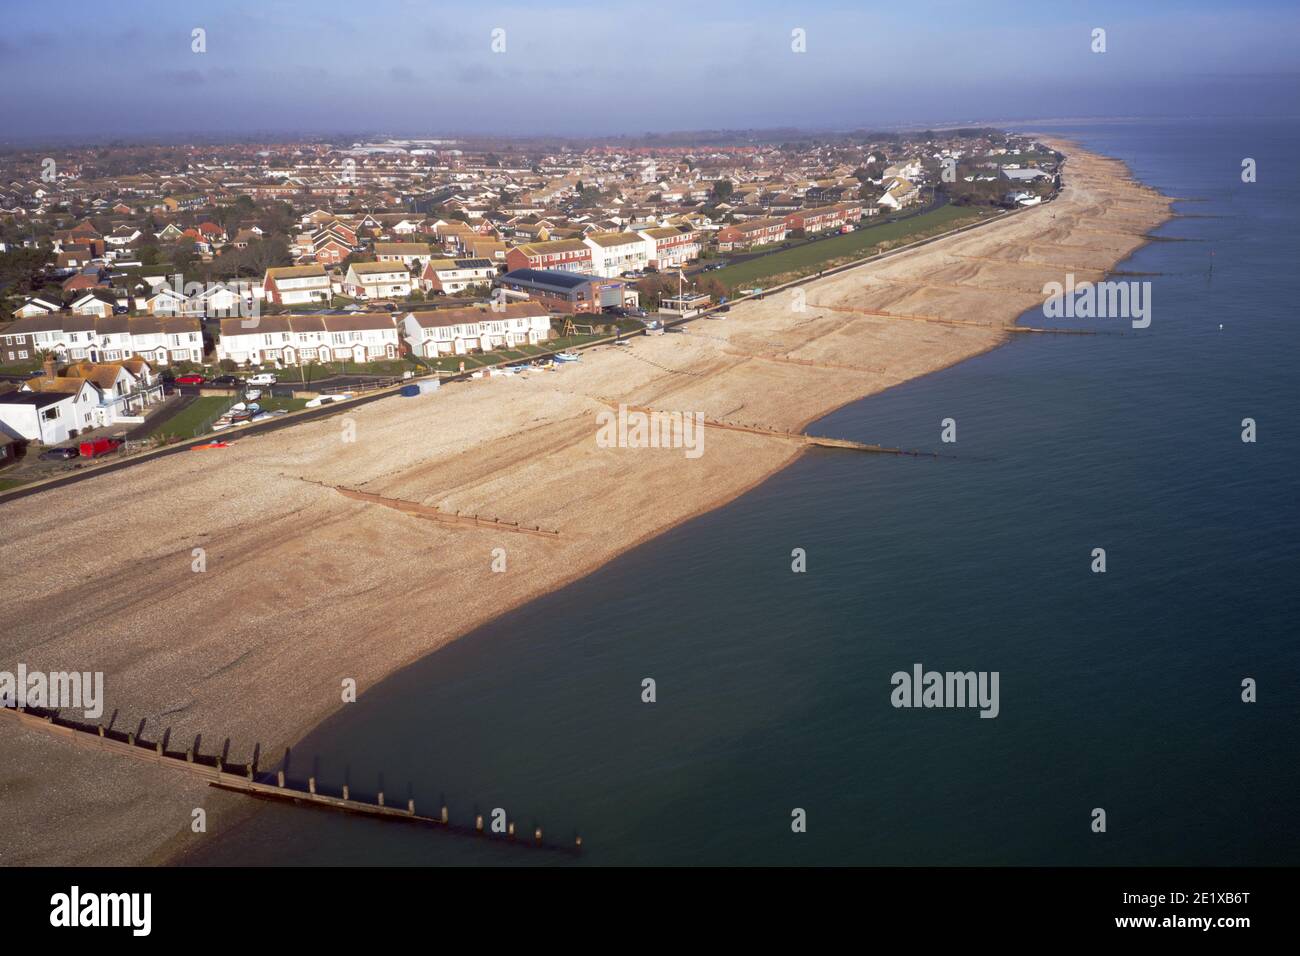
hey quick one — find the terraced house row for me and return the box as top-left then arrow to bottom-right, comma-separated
503,224 -> 700,277
215,301 -> 551,366
0,313 -> 205,365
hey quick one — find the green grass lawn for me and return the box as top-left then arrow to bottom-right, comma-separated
256,397 -> 309,413
256,357 -> 425,385
0,477 -> 28,492
148,396 -> 235,440
708,205 -> 994,291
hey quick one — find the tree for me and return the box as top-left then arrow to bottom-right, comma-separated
711,180 -> 734,201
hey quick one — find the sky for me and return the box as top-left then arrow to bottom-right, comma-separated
1,0 -> 1298,141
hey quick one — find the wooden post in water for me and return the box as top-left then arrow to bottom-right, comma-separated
377,791 -> 384,807
407,798 -> 415,815
342,784 -> 350,800
277,770 -> 285,788
308,777 -> 316,795
441,805 -> 448,825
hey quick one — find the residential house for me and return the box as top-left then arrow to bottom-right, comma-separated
399,302 -> 552,358
420,258 -> 497,295
714,217 -> 787,251
504,238 -> 594,275
584,232 -> 649,277
263,264 -> 332,306
216,313 -> 400,367
343,261 -> 413,299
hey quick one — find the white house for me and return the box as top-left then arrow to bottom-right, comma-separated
0,373 -> 100,443
636,226 -> 700,270
0,314 -> 202,365
583,232 -> 649,277
373,242 -> 432,269
420,258 -> 497,295
343,261 -> 413,299
400,302 -> 551,358
217,313 -> 400,367
264,264 -> 332,306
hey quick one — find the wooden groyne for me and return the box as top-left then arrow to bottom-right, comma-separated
1,705 -> 581,855
615,404 -> 945,458
332,486 -> 561,538
810,302 -> 1103,336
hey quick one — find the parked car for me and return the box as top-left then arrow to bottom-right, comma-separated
247,373 -> 277,386
39,446 -> 80,461
174,374 -> 206,386
211,375 -> 244,387
78,438 -> 123,458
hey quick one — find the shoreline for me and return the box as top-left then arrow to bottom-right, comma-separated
0,138 -> 1172,866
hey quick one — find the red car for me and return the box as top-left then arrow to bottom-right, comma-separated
78,438 -> 124,458
174,374 -> 206,386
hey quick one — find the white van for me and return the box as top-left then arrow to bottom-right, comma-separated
247,372 -> 277,386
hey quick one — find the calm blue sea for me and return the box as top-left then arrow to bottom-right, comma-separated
185,118 -> 1300,866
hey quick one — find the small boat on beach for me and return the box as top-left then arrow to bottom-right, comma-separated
553,351 -> 581,363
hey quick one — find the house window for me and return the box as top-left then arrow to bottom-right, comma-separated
41,406 -> 60,421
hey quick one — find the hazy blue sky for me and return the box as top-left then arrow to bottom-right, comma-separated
1,0 -> 1297,140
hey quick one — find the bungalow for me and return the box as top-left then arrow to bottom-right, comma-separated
343,261 -> 413,299
11,296 -> 62,320
69,290 -> 119,319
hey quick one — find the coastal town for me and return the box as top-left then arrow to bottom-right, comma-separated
0,130 -> 1058,482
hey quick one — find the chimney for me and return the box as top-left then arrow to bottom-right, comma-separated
43,353 -> 57,383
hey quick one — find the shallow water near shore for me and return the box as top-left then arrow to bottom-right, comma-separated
184,118 -> 1300,866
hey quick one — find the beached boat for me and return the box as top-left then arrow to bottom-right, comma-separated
553,351 -> 581,363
